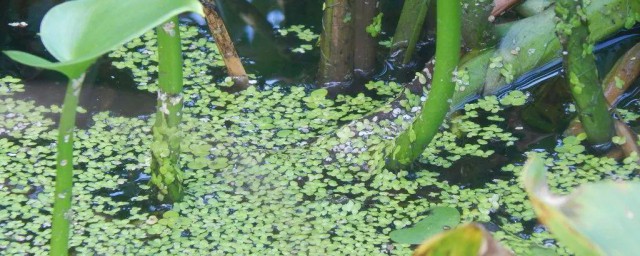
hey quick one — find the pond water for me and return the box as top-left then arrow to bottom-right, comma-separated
1,1 -> 640,255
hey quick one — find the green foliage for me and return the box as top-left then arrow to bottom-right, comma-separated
499,90 -> 528,106
455,0 -> 640,103
278,25 -> 319,41
277,25 -> 319,53
0,76 -> 24,96
523,154 -> 640,255
2,0 -> 203,254
413,223 -> 512,256
365,80 -> 403,96
366,13 -> 383,38
390,207 -> 460,244
3,0 -> 203,78
2,9 -> 640,253
387,0 -> 461,169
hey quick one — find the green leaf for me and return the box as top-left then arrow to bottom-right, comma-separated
4,0 -> 203,78
413,223 -> 512,256
390,207 -> 461,244
523,153 -> 640,256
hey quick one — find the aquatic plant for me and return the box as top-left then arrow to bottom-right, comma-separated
390,0 -> 431,65
150,17 -> 187,203
523,154 -> 640,255
201,0 -> 248,86
451,0 -> 639,106
389,206 -> 460,244
3,0 -> 203,254
390,152 -> 640,255
318,0 -> 355,85
386,0 -> 461,170
2,0 -> 640,254
413,223 -> 512,256
555,0 -> 613,147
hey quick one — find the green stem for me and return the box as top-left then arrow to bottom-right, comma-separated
555,0 -> 614,146
50,73 -> 85,256
390,0 -> 430,65
150,17 -> 185,202
386,0 -> 461,170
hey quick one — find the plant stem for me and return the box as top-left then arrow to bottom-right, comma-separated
150,17 -> 185,202
352,0 -> 378,77
202,0 -> 248,87
555,0 -> 613,147
318,0 -> 354,86
50,73 -> 85,256
386,0 -> 461,170
390,0 -> 430,65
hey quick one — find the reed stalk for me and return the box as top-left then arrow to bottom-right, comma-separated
202,0 -> 248,87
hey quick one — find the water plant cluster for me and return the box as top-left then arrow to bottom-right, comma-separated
2,0 -> 640,254
2,20 -> 640,254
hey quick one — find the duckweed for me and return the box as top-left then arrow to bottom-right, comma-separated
2,24 -> 639,255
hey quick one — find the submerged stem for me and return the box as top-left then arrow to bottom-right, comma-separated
50,73 -> 85,256
555,0 -> 614,147
150,17 -> 185,202
386,0 -> 461,170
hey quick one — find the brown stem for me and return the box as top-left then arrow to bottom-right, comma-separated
490,0 -> 524,21
318,0 -> 354,87
352,0 -> 378,77
202,1 -> 249,88
603,42 -> 640,106
613,120 -> 640,162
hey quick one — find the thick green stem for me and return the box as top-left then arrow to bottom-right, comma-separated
150,17 -> 185,202
50,73 -> 85,256
555,0 -> 614,146
386,0 -> 461,170
390,0 -> 430,65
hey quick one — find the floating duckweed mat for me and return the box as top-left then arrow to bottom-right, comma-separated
1,25 -> 639,255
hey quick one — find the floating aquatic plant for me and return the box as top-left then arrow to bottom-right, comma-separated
2,5 -> 639,253
2,0 -> 203,254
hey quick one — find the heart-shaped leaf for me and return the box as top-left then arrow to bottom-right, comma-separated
523,154 -> 640,255
390,206 -> 461,244
4,0 -> 203,78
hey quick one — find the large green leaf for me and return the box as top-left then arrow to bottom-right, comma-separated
390,206 -> 461,244
523,154 -> 640,255
4,0 -> 203,78
413,223 -> 512,256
